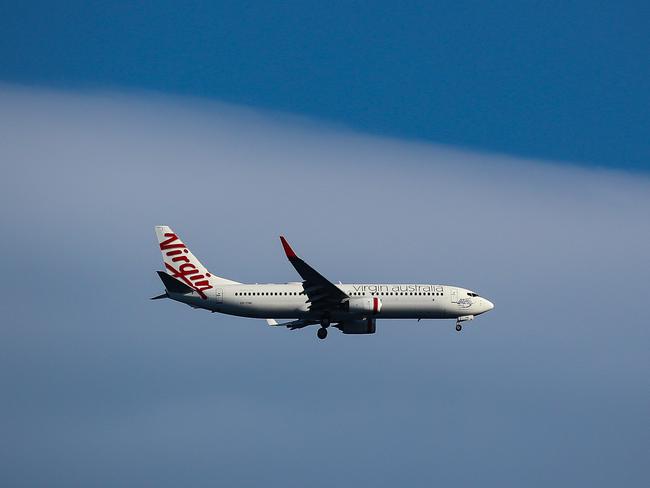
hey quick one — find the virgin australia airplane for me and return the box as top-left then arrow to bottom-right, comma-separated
152,226 -> 494,339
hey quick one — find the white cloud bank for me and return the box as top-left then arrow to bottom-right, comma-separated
0,85 -> 648,487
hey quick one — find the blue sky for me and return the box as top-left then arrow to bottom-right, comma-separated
2,1 -> 649,170
1,4 -> 650,487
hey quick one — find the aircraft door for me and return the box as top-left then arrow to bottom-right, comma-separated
214,288 -> 223,303
450,287 -> 459,303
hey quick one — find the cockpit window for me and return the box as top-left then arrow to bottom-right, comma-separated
467,292 -> 479,297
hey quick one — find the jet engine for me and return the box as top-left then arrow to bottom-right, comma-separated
346,296 -> 382,314
336,318 -> 376,334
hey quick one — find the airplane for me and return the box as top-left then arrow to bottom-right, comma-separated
152,226 -> 494,339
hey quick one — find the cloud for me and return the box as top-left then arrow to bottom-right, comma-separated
0,84 -> 648,487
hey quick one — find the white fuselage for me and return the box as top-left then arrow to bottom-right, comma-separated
171,282 -> 494,321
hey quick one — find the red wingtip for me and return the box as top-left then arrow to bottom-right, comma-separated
280,236 -> 297,259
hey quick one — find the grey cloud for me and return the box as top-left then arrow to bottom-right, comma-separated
0,85 -> 648,487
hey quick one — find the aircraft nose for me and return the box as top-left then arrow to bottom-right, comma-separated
485,299 -> 494,312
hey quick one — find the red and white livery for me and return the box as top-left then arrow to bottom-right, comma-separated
152,226 -> 494,339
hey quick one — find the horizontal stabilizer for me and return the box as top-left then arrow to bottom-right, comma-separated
150,292 -> 169,300
156,271 -> 194,294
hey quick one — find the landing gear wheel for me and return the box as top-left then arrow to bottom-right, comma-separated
320,317 -> 330,328
456,323 -> 462,332
317,328 -> 328,340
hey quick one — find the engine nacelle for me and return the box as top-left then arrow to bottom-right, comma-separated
346,296 -> 382,314
337,318 -> 376,334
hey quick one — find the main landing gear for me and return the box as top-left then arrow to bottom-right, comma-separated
456,323 -> 462,332
317,316 -> 330,340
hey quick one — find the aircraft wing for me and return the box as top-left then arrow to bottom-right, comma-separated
280,236 -> 348,311
266,318 -> 320,330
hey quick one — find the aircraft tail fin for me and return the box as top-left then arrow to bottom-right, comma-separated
154,226 -> 239,299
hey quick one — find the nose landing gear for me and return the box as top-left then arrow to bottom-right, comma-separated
317,327 -> 328,340
455,315 -> 474,332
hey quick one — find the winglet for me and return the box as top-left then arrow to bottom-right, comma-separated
280,236 -> 297,259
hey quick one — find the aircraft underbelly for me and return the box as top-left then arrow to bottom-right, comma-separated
218,300 -> 307,319
179,296 -> 454,320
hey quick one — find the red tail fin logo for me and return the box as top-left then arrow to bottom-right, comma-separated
159,233 -> 213,299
